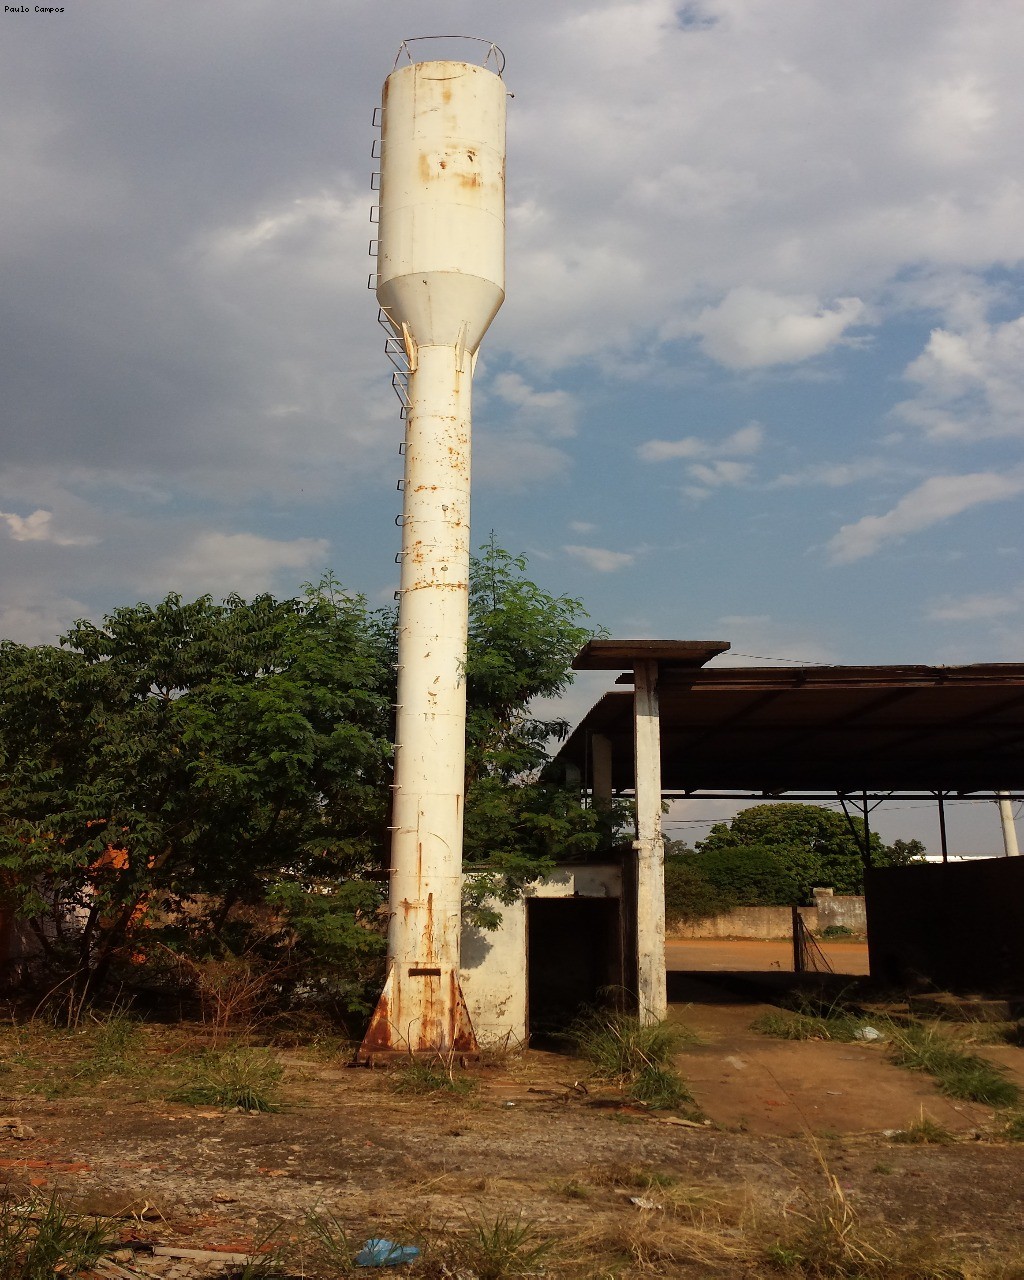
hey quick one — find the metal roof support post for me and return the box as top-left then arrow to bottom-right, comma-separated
998,792 -> 1019,857
936,792 -> 949,864
592,733 -> 613,811
633,660 -> 667,1024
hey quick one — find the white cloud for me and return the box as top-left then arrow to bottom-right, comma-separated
927,589 -> 1024,622
687,460 -> 753,488
894,312 -> 1024,440
147,531 -> 329,598
639,437 -> 706,462
692,289 -> 866,369
568,520 -> 596,533
903,74 -> 997,167
489,371 -> 578,438
474,433 -> 571,490
8,0 -> 1024,679
0,585 -> 92,646
563,544 -> 635,573
0,508 -> 96,547
827,471 -> 1024,564
638,421 -> 764,462
772,458 -> 889,488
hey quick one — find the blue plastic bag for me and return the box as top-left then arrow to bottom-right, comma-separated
354,1238 -> 421,1268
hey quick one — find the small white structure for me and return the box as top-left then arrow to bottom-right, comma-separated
460,865 -> 626,1046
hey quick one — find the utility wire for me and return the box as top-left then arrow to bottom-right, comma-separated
715,652 -> 832,666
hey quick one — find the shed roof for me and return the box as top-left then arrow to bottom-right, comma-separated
557,654 -> 1024,794
573,639 -> 730,670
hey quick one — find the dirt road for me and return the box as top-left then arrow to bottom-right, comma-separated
667,936 -> 870,974
2,1009 -> 1021,1278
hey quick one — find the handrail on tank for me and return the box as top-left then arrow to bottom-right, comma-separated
393,36 -> 505,76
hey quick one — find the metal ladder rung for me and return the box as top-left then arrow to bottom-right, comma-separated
391,371 -> 410,408
384,337 -> 410,374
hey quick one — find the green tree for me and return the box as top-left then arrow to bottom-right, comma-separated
460,541 -> 620,919
664,855 -> 732,926
465,538 -> 595,783
0,548 -> 610,997
693,802 -> 924,901
0,580 -> 393,1001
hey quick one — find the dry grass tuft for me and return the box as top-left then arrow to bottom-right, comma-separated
573,1184 -> 755,1273
890,1110 -> 957,1146
762,1146 -> 969,1277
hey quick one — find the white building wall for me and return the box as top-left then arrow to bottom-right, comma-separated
459,865 -> 622,1046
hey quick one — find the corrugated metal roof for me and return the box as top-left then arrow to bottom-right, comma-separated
557,654 -> 1024,794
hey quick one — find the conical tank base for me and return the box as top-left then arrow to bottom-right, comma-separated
355,963 -> 478,1064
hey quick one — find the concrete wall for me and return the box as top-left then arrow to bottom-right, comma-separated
866,857 -> 1024,993
460,865 -> 622,1047
811,888 -> 867,935
669,889 -> 866,940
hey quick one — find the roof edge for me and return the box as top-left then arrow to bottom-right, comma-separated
573,639 -> 730,671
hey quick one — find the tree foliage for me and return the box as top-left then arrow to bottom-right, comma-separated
664,856 -> 732,926
465,538 -> 595,783
460,540 -> 617,919
0,546 -> 607,999
666,803 -> 925,920
0,580 -> 393,1001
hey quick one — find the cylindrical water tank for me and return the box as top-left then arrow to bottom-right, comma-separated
376,59 -> 505,352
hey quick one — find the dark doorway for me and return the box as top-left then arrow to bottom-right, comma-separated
527,897 -> 622,1041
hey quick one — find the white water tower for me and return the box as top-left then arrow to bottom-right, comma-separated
360,38 -> 506,1058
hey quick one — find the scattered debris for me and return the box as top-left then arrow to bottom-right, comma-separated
153,1247 -> 255,1264
629,1196 -> 663,1211
0,1117 -> 34,1140
354,1238 -> 420,1267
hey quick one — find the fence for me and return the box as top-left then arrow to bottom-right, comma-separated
866,857 -> 1024,992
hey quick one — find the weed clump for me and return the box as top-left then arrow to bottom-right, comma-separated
305,1209 -> 358,1274
0,1192 -> 111,1280
86,1007 -> 143,1061
890,1112 -> 956,1145
1002,1113 -> 1024,1142
436,1212 -> 553,1279
566,1009 -> 697,1110
382,1056 -> 477,1097
752,991 -> 872,1043
626,1062 -> 695,1109
589,1162 -> 680,1191
169,1046 -> 283,1112
887,1023 -> 1019,1108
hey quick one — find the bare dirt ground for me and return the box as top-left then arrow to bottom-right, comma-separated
666,938 -> 870,975
0,950 -> 1022,1278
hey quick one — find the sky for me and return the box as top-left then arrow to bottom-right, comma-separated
3,0 -> 1023,854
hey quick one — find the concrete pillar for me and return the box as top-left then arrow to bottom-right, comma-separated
592,733 -> 613,811
632,660 -> 666,1023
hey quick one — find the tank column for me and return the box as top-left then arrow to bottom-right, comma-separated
367,344 -> 476,1054
358,47 -> 505,1061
